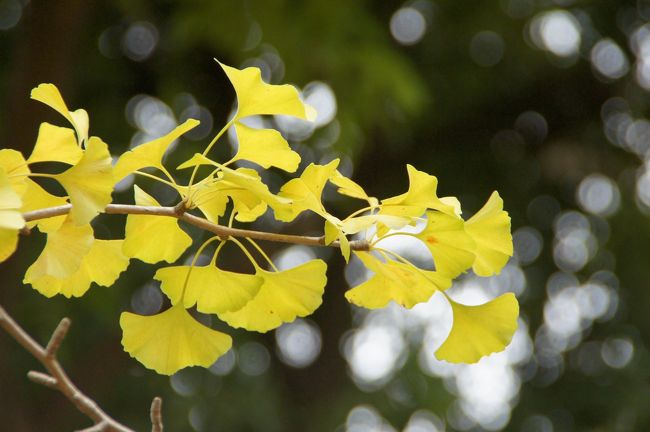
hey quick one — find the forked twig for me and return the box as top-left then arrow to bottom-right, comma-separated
0,303 -> 163,432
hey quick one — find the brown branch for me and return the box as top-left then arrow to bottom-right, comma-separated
150,397 -> 163,432
22,203 -> 371,251
0,304 -> 133,432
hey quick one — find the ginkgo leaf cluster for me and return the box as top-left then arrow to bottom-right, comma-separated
0,60 -> 518,375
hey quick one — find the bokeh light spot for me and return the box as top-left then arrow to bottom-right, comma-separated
530,10 -> 582,57
390,7 -> 427,45
122,21 -> 159,61
275,319 -> 322,368
590,38 -> 629,80
576,174 -> 620,217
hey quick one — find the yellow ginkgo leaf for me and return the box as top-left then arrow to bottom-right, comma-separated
123,186 -> 192,263
29,240 -> 129,298
440,196 -> 462,216
323,217 -> 351,262
218,259 -> 327,332
120,304 -> 232,375
435,293 -> 519,363
345,252 -> 451,309
219,61 -> 315,121
179,156 -> 285,223
330,170 -> 378,207
0,149 -> 30,197
180,177 -> 230,222
232,123 -> 301,172
340,214 -> 412,235
219,167 -> 275,222
465,191 -> 513,277
380,165 -> 455,218
221,166 -> 295,222
0,170 -> 24,230
415,211 -> 475,279
21,179 -> 68,233
31,83 -> 89,144
275,159 -> 339,222
178,166 -> 278,222
113,118 -> 199,181
55,136 -> 114,225
24,217 -> 93,280
0,228 -> 19,264
155,265 -> 262,313
0,169 -> 25,263
28,123 -> 82,165
175,152 -> 214,170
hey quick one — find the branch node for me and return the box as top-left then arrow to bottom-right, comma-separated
150,397 -> 163,432
351,239 -> 371,251
46,317 -> 71,358
27,370 -> 58,389
173,199 -> 187,216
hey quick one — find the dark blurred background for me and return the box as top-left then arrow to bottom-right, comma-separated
1,0 -> 650,431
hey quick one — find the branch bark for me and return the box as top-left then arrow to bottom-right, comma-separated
0,304 -> 133,432
22,203 -> 371,251
150,397 -> 163,432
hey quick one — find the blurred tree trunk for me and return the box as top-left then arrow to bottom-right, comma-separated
0,1 -> 92,430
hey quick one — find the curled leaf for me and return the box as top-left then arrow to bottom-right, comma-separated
31,83 -> 89,144
380,165 -> 455,218
465,191 -> 513,277
275,159 -> 339,222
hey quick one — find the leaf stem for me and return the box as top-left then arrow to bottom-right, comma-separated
187,118 -> 235,192
373,247 -> 443,287
134,171 -> 178,189
245,237 -> 279,272
227,237 -> 261,271
179,235 -> 223,301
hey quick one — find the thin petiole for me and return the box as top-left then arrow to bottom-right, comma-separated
228,236 -> 261,271
22,172 -> 57,179
373,247 -> 442,288
244,237 -> 279,272
370,231 -> 419,247
180,236 -> 223,301
227,210 -> 236,228
188,118 -> 235,192
158,165 -> 178,187
210,241 -> 227,266
134,171 -> 178,189
343,204 -> 378,221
